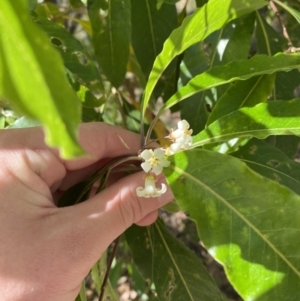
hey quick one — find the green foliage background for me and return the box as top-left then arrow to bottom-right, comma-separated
1,0 -> 300,300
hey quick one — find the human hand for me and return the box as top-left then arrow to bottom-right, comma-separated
0,122 -> 173,301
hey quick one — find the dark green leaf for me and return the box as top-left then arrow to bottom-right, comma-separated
208,74 -> 275,124
152,219 -> 223,301
222,13 -> 255,64
193,99 -> 300,147
88,0 -> 131,87
131,0 -> 177,77
156,0 -> 180,10
231,138 -> 300,195
266,136 -> 300,159
125,224 -> 153,280
273,0 -> 300,23
69,0 -> 84,9
35,16 -> 104,92
165,149 -> 300,300
255,12 -> 300,100
0,0 -> 84,158
142,0 -> 267,116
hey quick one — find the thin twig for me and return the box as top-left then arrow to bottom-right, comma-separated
98,237 -> 120,301
269,0 -> 294,49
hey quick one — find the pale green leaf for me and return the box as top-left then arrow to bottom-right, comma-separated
231,138 -> 300,195
0,0 -> 84,158
142,0 -> 267,116
165,149 -> 300,300
193,99 -> 300,147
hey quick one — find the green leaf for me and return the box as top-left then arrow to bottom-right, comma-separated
142,0 -> 267,116
266,135 -> 300,159
222,12 -> 256,64
231,138 -> 300,195
0,0 -> 84,158
156,0 -> 180,10
131,0 -> 177,78
273,0 -> 300,23
125,224 -> 153,280
255,12 -> 300,100
193,99 -> 300,147
208,74 -> 275,125
88,0 -> 131,87
90,252 -> 118,300
35,16 -> 104,92
76,281 -> 87,301
165,149 -> 300,300
160,53 -> 300,115
152,219 -> 224,301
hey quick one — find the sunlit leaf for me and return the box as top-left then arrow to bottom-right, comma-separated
0,0 -> 84,158
208,74 -> 275,124
142,0 -> 267,116
193,99 -> 300,147
165,149 -> 300,300
231,138 -> 300,195
159,53 -> 300,115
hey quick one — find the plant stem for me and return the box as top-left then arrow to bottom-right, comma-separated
269,0 -> 294,49
98,237 -> 120,301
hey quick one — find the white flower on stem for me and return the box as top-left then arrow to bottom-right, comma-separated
167,119 -> 193,155
140,148 -> 170,175
136,174 -> 167,198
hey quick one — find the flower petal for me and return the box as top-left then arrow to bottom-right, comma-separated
141,162 -> 152,173
153,148 -> 165,158
153,165 -> 163,175
140,149 -> 153,160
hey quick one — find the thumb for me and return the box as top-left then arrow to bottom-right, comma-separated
59,170 -> 173,270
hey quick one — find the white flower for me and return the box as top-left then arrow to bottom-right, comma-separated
167,119 -> 193,155
140,149 -> 170,175
136,174 -> 167,198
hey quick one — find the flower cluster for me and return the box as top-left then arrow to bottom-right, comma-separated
136,120 -> 193,198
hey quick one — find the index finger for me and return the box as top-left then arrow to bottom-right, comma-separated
62,122 -> 141,170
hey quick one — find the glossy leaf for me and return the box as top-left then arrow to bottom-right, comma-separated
208,74 -> 275,124
0,0 -> 84,158
231,138 -> 300,195
160,53 -> 300,115
88,0 -> 131,87
165,149 -> 300,300
142,0 -> 267,116
131,0 -> 177,77
35,16 -> 104,92
193,99 -> 300,147
152,219 -> 224,301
